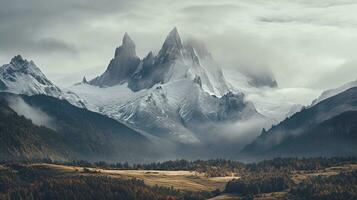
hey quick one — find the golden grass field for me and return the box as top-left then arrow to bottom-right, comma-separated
29,163 -> 239,192
25,163 -> 357,200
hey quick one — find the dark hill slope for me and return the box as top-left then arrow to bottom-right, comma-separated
0,92 -> 154,162
0,101 -> 67,161
241,87 -> 357,159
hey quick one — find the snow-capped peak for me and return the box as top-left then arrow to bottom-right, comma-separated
8,55 -> 47,82
10,55 -> 34,69
88,28 -> 230,96
0,55 -> 86,108
69,29 -> 266,145
1,55 -> 61,95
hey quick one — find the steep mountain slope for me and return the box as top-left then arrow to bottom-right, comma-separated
0,92 -> 154,162
312,78 -> 357,106
89,28 -> 230,96
72,28 -> 264,146
89,33 -> 141,86
127,28 -> 230,95
0,55 -> 85,108
241,87 -> 357,160
0,99 -> 67,161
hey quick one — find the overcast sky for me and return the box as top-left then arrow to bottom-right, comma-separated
1,0 -> 357,91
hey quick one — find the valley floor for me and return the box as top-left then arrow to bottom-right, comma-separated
29,163 -> 238,192
1,159 -> 357,199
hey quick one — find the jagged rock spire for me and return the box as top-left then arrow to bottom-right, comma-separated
10,55 -> 27,66
157,27 -> 183,62
82,76 -> 88,84
115,32 -> 137,58
123,32 -> 134,45
89,32 -> 141,87
143,51 -> 154,66
7,55 -> 40,73
162,27 -> 182,49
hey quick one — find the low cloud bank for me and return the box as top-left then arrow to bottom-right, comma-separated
6,96 -> 56,130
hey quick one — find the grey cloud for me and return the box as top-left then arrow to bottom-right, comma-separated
297,0 -> 357,8
0,35 -> 78,55
35,38 -> 78,54
181,4 -> 240,14
6,96 -> 56,129
258,15 -> 357,28
258,16 -> 315,24
1,0 -> 357,95
0,0 -> 136,55
313,59 -> 357,89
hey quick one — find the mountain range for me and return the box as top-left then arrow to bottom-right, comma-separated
1,27 -> 356,162
71,28 -> 266,148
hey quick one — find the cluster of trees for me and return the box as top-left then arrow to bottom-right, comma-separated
2,157 -> 357,199
224,169 -> 357,200
245,157 -> 357,172
45,159 -> 247,177
16,156 -> 357,177
0,101 -> 64,161
225,173 -> 291,195
0,164 -> 214,200
289,170 -> 357,200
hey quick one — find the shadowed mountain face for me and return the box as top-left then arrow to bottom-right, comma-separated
89,28 -> 231,96
89,33 -> 141,87
128,28 -> 184,91
241,87 -> 357,160
0,99 -> 67,161
0,92 -> 155,162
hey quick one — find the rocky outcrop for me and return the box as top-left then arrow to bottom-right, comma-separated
90,33 -> 141,87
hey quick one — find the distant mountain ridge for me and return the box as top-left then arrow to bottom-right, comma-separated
241,86 -> 357,160
312,78 -> 357,106
0,28 -> 277,160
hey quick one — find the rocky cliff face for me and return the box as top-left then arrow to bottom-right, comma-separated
90,28 -> 230,96
90,33 -> 141,86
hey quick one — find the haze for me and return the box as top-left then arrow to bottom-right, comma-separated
1,0 -> 357,113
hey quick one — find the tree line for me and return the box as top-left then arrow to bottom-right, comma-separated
0,164 -> 214,200
6,156 -> 355,177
